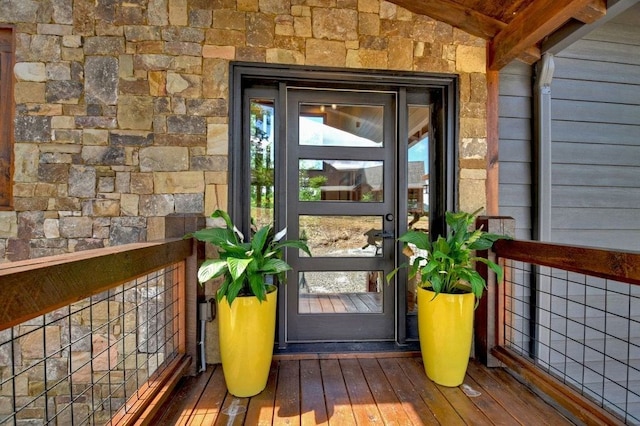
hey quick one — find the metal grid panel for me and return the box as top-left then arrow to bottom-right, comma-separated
0,264 -> 182,425
503,260 -> 640,425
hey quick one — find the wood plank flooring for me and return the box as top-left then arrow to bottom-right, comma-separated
298,293 -> 382,313
153,355 -> 575,425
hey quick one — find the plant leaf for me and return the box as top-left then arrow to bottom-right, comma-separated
227,257 -> 252,281
469,233 -> 509,250
274,239 -> 312,257
225,277 -> 245,306
251,225 -> 271,253
216,277 -> 231,302
211,209 -> 234,229
197,259 -> 228,283
248,273 -> 267,301
191,227 -> 235,246
261,258 -> 292,275
398,230 -> 430,250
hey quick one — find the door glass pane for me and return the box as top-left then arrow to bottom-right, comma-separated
299,103 -> 384,147
298,271 -> 383,314
250,99 -> 275,229
299,215 -> 383,257
406,104 -> 430,313
299,160 -> 383,202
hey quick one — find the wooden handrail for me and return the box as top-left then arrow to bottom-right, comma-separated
490,238 -> 637,425
0,238 -> 193,332
494,239 -> 640,286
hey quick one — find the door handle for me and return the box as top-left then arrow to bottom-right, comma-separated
373,230 -> 395,239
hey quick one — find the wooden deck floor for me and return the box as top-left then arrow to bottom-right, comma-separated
299,293 -> 382,313
153,355 -> 574,425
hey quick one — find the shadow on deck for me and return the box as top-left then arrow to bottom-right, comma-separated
153,354 -> 574,425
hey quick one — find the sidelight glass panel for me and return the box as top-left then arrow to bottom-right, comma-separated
299,159 -> 383,202
299,103 -> 384,147
250,99 -> 275,229
299,215 -> 383,257
405,104 -> 430,313
298,271 -> 383,314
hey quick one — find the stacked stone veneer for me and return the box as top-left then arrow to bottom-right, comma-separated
0,0 -> 488,261
0,273 -> 173,424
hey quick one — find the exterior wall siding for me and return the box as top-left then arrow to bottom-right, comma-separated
498,61 -> 533,240
0,0 -> 489,262
551,13 -> 640,250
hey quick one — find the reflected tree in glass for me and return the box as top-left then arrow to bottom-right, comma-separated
299,168 -> 327,201
250,100 -> 275,228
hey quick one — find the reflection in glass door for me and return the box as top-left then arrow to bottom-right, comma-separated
405,103 -> 431,314
249,97 -> 275,230
285,89 -> 397,342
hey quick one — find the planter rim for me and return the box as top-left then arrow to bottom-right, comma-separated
221,284 -> 277,300
417,285 -> 472,295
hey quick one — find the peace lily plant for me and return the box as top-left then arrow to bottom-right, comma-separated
388,208 -> 509,304
387,208 -> 510,387
188,209 -> 311,397
190,209 -> 311,305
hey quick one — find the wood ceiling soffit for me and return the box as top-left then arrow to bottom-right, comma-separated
456,0 -> 535,24
388,0 -> 506,40
488,0 -> 608,70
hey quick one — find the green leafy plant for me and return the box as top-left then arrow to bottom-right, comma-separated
387,209 -> 510,303
190,210 -> 311,305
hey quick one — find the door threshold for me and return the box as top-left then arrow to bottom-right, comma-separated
273,341 -> 420,360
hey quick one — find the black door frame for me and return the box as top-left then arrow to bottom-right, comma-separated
229,62 -> 458,347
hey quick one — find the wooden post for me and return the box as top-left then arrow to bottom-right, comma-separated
158,215 -> 206,376
485,69 -> 500,216
474,216 -> 515,367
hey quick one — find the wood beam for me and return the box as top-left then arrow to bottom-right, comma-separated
488,0 -> 604,70
517,45 -> 542,65
543,0 -> 633,55
485,70 -> 499,216
0,27 -> 14,210
573,0 -> 607,23
388,0 -> 506,40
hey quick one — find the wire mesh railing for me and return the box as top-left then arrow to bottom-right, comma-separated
0,265 -> 183,425
0,239 -> 195,425
497,242 -> 640,425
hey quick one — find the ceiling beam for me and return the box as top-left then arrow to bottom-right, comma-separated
517,45 -> 542,64
542,0 -> 635,55
573,0 -> 607,23
388,0 -> 505,40
488,0 -> 607,70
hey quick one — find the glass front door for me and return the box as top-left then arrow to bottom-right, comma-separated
236,66 -> 455,346
284,89 -> 397,342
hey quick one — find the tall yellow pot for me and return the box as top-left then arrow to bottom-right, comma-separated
218,285 -> 277,397
417,287 -> 475,387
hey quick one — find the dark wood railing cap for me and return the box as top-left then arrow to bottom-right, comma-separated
494,239 -> 640,286
0,238 -> 193,331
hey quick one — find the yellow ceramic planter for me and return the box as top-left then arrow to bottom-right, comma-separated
218,286 -> 277,397
417,287 -> 475,387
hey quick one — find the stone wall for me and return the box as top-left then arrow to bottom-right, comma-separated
0,0 -> 488,261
